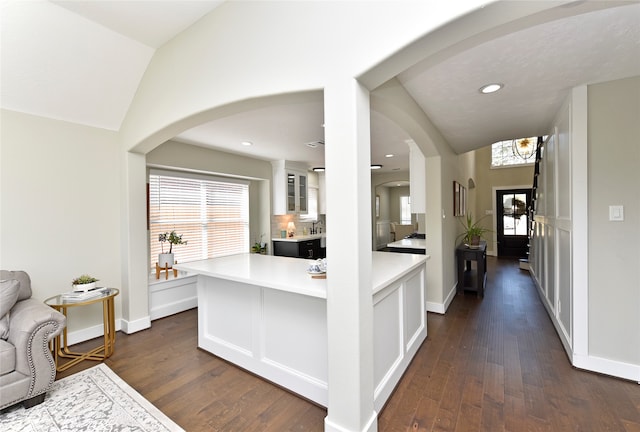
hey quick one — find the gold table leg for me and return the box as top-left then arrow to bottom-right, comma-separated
52,297 -> 117,372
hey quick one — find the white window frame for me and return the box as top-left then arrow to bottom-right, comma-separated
299,185 -> 319,221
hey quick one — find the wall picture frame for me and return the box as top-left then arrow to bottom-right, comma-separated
453,181 -> 466,216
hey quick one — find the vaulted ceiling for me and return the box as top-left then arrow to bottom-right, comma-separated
2,1 -> 639,173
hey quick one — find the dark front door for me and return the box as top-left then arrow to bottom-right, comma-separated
496,189 -> 531,257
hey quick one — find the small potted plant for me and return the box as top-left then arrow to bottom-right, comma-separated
457,213 -> 491,248
72,274 -> 99,292
251,234 -> 267,254
158,231 -> 187,268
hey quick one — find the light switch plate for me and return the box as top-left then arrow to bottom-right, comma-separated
609,205 -> 624,221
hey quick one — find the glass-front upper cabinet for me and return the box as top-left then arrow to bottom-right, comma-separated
272,160 -> 309,215
287,173 -> 296,212
298,173 -> 307,213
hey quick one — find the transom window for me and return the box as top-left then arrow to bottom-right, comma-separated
491,136 -> 543,168
148,170 -> 249,270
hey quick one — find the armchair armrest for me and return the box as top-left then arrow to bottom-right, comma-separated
7,299 -> 66,396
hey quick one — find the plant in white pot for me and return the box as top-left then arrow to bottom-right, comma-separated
158,231 -> 187,268
72,274 -> 99,292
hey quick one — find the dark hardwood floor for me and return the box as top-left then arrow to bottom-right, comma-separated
57,257 -> 640,431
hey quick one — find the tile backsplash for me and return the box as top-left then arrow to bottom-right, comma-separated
270,214 -> 326,239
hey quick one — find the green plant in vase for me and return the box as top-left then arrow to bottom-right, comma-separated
72,274 -> 99,285
71,274 -> 99,291
457,213 -> 491,247
251,233 -> 267,254
158,231 -> 187,268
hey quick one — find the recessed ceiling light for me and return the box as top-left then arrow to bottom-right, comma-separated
370,164 -> 383,170
305,140 -> 324,148
479,83 -> 504,94
241,141 -> 253,146
312,167 -> 325,172
385,154 -> 394,158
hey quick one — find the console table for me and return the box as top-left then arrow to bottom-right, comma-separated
456,241 -> 487,298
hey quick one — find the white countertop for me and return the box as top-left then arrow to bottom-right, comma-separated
387,238 -> 427,250
175,252 -> 429,299
370,251 -> 429,293
272,234 -> 325,242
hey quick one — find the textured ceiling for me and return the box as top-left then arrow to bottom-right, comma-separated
398,4 -> 640,154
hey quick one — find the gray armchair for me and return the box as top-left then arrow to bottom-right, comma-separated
0,270 -> 66,410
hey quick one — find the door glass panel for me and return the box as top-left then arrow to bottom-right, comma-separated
287,174 -> 296,211
502,193 -> 528,236
299,174 -> 307,212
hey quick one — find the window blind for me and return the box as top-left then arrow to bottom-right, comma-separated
148,171 -> 249,270
300,187 -> 318,221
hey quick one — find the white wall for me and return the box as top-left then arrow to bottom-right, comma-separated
531,76 -> 640,382
587,76 -> 640,370
0,109 -> 122,334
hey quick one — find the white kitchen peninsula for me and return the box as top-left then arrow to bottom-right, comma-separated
175,251 -> 429,410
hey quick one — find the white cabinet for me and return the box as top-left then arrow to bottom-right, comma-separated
272,160 -> 308,215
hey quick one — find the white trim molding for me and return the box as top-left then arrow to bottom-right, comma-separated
120,315 -> 151,335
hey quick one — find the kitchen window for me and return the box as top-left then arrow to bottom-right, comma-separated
400,196 -> 412,224
148,170 -> 249,270
300,186 -> 318,221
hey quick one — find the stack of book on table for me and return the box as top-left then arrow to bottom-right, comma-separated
61,287 -> 107,301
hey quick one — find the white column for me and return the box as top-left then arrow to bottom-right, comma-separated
324,78 -> 376,432
119,150 -> 151,334
570,85 -> 588,361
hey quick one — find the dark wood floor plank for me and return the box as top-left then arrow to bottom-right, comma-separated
454,402 -> 482,432
502,333 -> 523,397
410,396 -> 440,432
53,257 -> 640,431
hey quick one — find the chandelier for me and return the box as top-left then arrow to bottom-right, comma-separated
512,137 -> 536,160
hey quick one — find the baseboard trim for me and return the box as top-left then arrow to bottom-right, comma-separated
426,283 -> 457,314
150,297 -> 197,321
120,315 -> 151,335
443,283 -> 457,312
531,267 -> 640,383
573,353 -> 640,383
425,301 -> 445,314
324,411 -> 377,432
65,320 -> 123,346
64,315 -> 152,344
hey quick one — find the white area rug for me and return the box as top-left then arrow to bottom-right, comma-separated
0,363 -> 184,432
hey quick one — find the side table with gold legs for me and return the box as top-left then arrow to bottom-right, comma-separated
44,288 -> 119,372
